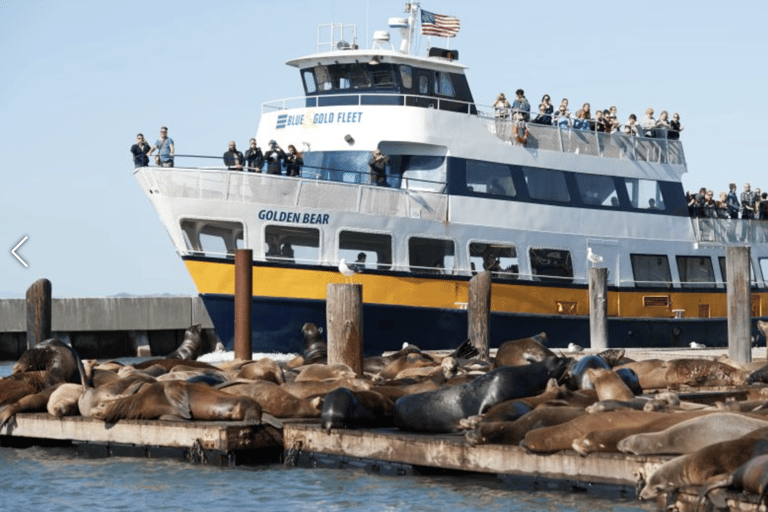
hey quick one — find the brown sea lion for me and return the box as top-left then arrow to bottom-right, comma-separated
363,344 -> 423,375
0,383 -> 65,428
492,332 -> 554,368
521,409 -> 669,453
639,428 -> 768,501
375,353 -> 437,381
1,339 -> 82,406
294,363 -> 357,382
465,406 -> 587,446
281,378 -> 372,399
217,379 -> 321,418
618,358 -> 750,389
698,453 -> 768,510
234,357 -> 285,384
586,368 -> 634,402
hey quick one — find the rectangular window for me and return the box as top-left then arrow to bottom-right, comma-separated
348,64 -> 372,89
372,66 -> 395,88
339,231 -> 392,271
418,74 -> 429,95
409,237 -> 455,274
399,65 -> 413,89
434,72 -> 455,97
466,161 -> 516,197
523,167 -> 570,202
719,256 -> 757,285
314,65 -> 333,91
676,256 -> 715,288
631,254 -> 672,288
302,70 -> 317,94
529,248 -> 573,283
264,226 -> 320,264
181,219 -> 244,256
470,242 -> 518,279
575,174 -> 619,207
624,178 -> 665,211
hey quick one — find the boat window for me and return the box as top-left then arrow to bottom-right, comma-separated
630,254 -> 672,288
529,248 -> 573,283
372,67 -> 395,88
264,226 -> 319,264
434,71 -> 455,97
719,256 -> 757,285
466,160 -> 515,197
760,258 -> 768,286
399,65 -> 413,89
470,243 -> 518,279
409,237 -> 455,274
314,65 -> 333,91
180,220 -> 244,256
624,178 -> 665,211
523,167 -> 570,203
575,174 -> 619,207
329,65 -> 351,90
418,74 -> 429,95
348,63 -> 372,89
339,231 -> 392,271
676,256 -> 715,288
302,70 -> 317,94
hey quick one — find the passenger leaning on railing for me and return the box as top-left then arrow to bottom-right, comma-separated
284,145 -> 303,177
222,141 -> 244,170
148,126 -> 174,167
245,138 -> 264,172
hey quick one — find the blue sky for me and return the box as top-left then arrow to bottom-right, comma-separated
0,0 -> 765,298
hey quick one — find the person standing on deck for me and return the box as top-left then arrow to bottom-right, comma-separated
264,140 -> 286,175
244,138 -> 264,172
368,149 -> 389,186
148,126 -> 175,167
130,133 -> 151,168
223,141 -> 244,170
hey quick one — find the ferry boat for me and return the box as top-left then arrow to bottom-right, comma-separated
134,3 -> 768,355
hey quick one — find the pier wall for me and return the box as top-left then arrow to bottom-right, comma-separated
0,296 -> 216,361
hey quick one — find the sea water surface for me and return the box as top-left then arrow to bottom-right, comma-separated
0,359 -> 655,512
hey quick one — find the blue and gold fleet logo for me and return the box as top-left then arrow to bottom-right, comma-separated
276,109 -> 362,129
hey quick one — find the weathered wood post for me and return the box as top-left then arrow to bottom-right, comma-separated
468,271 -> 491,361
589,267 -> 608,350
26,278 -> 52,349
234,249 -> 253,361
727,245 -> 751,364
326,283 -> 363,375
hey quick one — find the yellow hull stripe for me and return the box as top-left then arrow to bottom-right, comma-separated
184,259 -> 765,319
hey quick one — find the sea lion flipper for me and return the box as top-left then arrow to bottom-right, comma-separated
261,412 -> 283,430
164,382 -> 192,420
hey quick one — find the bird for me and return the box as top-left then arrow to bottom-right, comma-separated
338,258 -> 356,283
587,247 -> 604,267
567,342 -> 583,353
689,341 -> 706,349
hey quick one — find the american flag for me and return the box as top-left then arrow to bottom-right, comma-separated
421,9 -> 460,38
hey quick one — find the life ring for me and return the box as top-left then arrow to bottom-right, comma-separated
515,125 -> 529,145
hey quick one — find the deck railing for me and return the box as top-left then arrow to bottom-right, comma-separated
262,95 -> 686,165
693,218 -> 768,245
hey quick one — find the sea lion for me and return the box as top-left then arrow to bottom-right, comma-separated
280,377 -> 372,400
617,412 -> 768,455
375,353 -> 437,381
698,453 -> 768,510
3,338 -> 83,402
320,388 -> 394,432
618,358 -> 750,389
233,357 -> 285,384
615,368 -> 642,395
0,383 -> 65,428
394,356 -> 570,433
639,429 -> 768,501
131,358 -> 219,373
294,363 -> 357,382
522,409 -> 669,453
165,324 -> 204,360
492,332 -> 554,368
217,379 -> 321,418
301,322 -> 327,365
465,406 -> 587,446
567,355 -> 611,390
47,383 -> 83,417
363,344 -> 423,375
586,368 -> 634,402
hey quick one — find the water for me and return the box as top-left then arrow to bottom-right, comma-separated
0,360 -> 654,512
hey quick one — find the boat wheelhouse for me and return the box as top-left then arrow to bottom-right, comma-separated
134,3 -> 768,354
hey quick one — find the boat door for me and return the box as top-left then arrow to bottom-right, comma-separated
586,239 -> 619,286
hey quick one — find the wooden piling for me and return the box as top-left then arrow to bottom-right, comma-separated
326,283 -> 363,375
589,267 -> 608,350
234,249 -> 253,361
727,245 -> 751,364
26,278 -> 52,349
468,271 -> 491,361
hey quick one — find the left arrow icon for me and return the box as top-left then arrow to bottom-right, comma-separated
12,236 -> 28,267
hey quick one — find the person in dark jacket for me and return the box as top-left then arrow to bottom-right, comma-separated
130,133 -> 151,168
244,138 -> 264,172
223,141 -> 244,170
264,140 -> 286,175
283,144 -> 303,177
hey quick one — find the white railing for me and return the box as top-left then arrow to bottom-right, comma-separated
693,218 -> 768,244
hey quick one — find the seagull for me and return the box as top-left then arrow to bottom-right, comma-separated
567,342 -> 583,353
587,247 -> 604,267
338,258 -> 356,283
689,341 -> 706,349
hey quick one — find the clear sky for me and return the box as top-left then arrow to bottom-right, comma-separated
1,0 -> 765,298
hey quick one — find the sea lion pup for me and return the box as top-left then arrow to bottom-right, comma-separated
617,412 -> 768,456
280,377 -> 372,400
294,363 -> 357,382
232,357 -> 285,384
301,322 -> 327,365
639,428 -> 768,501
165,324 -> 204,360
586,368 -> 634,402
216,379 -> 322,418
375,352 -> 437,381
571,410 -> 715,456
492,332 -> 553,368
465,406 -> 587,447
394,356 -> 570,433
521,410 -> 669,454
698,453 -> 768,510
95,380 -> 281,427
320,388 -> 394,432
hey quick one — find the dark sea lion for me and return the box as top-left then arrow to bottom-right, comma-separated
614,368 -> 642,394
521,409 -> 669,453
698,453 -> 768,510
321,388 -> 394,432
639,429 -> 768,501
492,332 -> 553,368
617,412 -> 768,455
465,406 -> 586,446
217,379 -> 321,418
165,324 -> 204,360
567,355 -> 611,390
301,322 -> 327,365
586,368 -> 634,402
394,356 -> 570,433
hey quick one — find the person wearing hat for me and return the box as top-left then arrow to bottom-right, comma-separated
264,140 -> 286,175
350,252 -> 366,272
